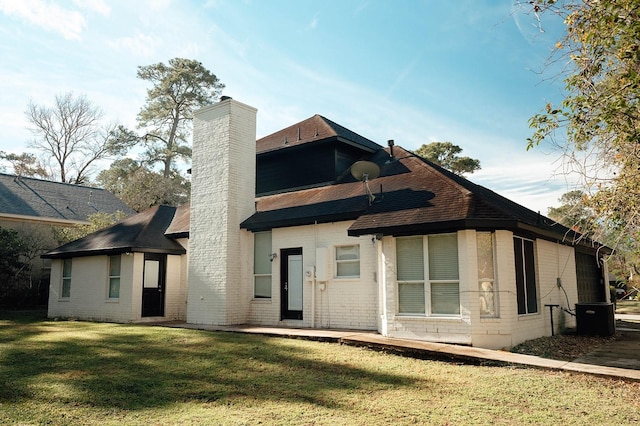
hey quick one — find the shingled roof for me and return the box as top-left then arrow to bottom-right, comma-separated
256,114 -> 380,154
241,146 -> 592,248
0,173 -> 134,225
42,205 -> 186,259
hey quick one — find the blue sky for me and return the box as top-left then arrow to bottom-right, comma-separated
0,0 -> 572,213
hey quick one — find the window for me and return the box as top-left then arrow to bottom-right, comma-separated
335,245 -> 360,278
108,255 -> 121,299
397,237 -> 425,314
254,231 -> 272,298
477,232 -> 497,317
397,234 -> 460,316
514,236 -> 538,315
61,259 -> 72,298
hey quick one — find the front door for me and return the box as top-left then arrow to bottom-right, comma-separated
281,248 -> 303,320
141,253 -> 166,317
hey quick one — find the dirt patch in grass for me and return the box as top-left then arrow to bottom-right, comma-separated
511,332 -> 620,361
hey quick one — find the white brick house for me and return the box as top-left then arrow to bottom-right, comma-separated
44,98 -> 611,349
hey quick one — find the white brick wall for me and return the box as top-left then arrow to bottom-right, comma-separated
47,255 -> 133,322
188,99 -> 257,325
247,221 -> 379,330
47,252 -> 188,323
381,232 -> 473,345
472,232 -> 579,349
376,229 -> 582,349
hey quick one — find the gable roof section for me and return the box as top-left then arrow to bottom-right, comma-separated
42,205 -> 186,259
0,173 -> 135,225
241,146 -> 592,248
256,114 -> 381,154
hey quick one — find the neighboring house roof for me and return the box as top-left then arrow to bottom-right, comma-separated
42,205 -> 186,259
241,146 -> 595,249
256,114 -> 380,154
0,173 -> 135,226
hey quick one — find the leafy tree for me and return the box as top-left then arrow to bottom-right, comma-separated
0,152 -> 50,178
54,211 -> 129,245
25,92 -> 134,184
0,227 -> 30,306
547,189 -> 639,289
525,0 -> 640,260
96,158 -> 190,212
136,58 -> 224,178
547,190 -> 594,232
413,141 -> 481,176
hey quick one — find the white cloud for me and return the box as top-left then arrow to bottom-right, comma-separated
73,0 -> 110,16
108,31 -> 160,58
306,14 -> 319,31
0,0 -> 86,40
145,0 -> 172,12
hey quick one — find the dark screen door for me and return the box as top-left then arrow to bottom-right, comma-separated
281,248 -> 303,320
141,253 -> 166,317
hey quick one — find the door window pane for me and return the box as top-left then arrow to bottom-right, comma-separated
288,254 -> 303,310
144,260 -> 160,288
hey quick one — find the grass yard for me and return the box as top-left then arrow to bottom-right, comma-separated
1,311 -> 639,425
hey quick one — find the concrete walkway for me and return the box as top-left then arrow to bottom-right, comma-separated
152,315 -> 640,382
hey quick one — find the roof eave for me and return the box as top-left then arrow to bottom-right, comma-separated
241,211 -> 363,232
41,246 -> 186,259
347,218 -> 611,252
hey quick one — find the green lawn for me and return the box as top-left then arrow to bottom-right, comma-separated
1,311 -> 639,425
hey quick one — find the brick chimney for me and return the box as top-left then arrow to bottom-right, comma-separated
187,97 -> 257,325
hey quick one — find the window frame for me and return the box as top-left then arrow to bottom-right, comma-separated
396,234 -> 460,317
108,254 -> 121,300
335,244 -> 360,279
514,236 -> 538,315
253,231 -> 272,299
61,258 -> 72,299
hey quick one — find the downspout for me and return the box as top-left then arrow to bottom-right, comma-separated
377,234 -> 388,336
311,267 -> 316,329
312,221 -> 318,329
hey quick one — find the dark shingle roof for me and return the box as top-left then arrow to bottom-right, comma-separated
42,205 -> 186,259
0,173 -> 134,224
256,114 -> 381,154
164,204 -> 190,238
241,146 -> 593,248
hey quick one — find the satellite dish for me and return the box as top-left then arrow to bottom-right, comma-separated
350,161 -> 380,182
350,161 -> 380,205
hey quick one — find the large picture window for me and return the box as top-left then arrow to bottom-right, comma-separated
61,259 -> 72,298
254,231 -> 272,298
514,236 -> 538,315
477,232 -> 497,317
108,255 -> 121,299
397,234 -> 460,316
335,245 -> 360,278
